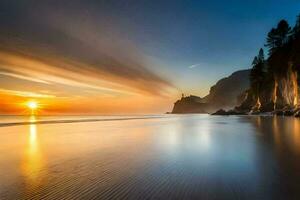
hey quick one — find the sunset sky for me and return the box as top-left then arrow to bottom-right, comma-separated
1,0 -> 300,114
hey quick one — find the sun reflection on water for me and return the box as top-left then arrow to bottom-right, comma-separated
22,115 -> 44,186
29,117 -> 37,148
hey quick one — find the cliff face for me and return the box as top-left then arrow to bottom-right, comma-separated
171,70 -> 250,113
202,69 -> 250,109
237,36 -> 300,113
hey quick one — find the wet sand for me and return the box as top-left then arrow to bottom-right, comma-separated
1,115 -> 300,199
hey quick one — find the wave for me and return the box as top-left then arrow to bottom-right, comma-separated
0,116 -> 168,127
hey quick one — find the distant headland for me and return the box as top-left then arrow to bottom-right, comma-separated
170,69 -> 250,114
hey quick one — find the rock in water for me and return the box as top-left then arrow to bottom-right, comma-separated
211,109 -> 228,115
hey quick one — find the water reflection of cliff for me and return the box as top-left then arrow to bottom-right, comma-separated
246,116 -> 300,155
243,116 -> 300,158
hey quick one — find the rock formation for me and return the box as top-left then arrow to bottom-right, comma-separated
171,69 -> 250,113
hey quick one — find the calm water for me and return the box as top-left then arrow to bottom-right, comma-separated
1,114 -> 300,200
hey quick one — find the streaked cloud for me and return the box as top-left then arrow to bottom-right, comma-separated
0,89 -> 56,98
0,50 -> 173,97
0,1 -> 177,114
0,71 -> 51,84
188,64 -> 200,69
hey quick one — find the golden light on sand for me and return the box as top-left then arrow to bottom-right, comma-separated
21,115 -> 44,185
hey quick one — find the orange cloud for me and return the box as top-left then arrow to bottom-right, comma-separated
0,6 -> 179,115
0,50 -> 176,114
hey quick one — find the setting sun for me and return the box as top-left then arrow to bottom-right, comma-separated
27,101 -> 38,110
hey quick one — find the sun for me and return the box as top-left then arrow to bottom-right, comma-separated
25,100 -> 43,115
27,101 -> 39,110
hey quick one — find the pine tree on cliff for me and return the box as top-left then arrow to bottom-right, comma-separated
292,14 -> 300,75
265,20 -> 291,55
250,49 -> 266,99
291,14 -> 300,38
265,28 -> 278,56
276,20 -> 291,44
258,48 -> 265,65
252,48 -> 265,70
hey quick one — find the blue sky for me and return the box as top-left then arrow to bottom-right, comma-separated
106,0 -> 300,95
1,0 -> 300,96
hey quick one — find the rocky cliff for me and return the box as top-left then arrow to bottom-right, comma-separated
236,32 -> 300,113
172,95 -> 209,114
171,69 -> 250,113
202,69 -> 250,110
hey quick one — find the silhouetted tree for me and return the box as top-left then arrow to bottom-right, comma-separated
291,14 -> 300,38
252,56 -> 259,66
252,48 -> 266,70
265,28 -> 278,55
250,49 -> 266,98
276,20 -> 291,44
258,48 -> 265,62
265,20 -> 291,55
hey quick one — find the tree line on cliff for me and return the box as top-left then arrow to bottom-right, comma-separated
238,14 -> 300,112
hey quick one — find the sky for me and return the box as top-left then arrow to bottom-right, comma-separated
0,0 -> 300,114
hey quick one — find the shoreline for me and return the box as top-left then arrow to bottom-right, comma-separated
211,108 -> 300,118
0,116 -> 168,128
